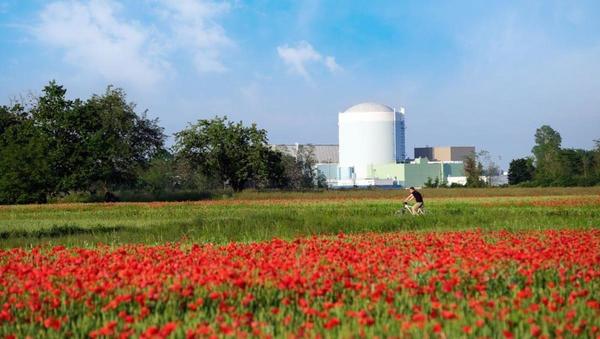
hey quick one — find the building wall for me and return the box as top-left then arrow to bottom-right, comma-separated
443,162 -> 465,177
316,163 -> 339,181
337,166 -> 354,180
449,147 -> 475,162
367,160 -> 465,187
394,117 -> 406,162
414,146 -> 475,161
433,147 -> 451,162
367,163 -> 405,186
405,159 -> 444,187
414,147 -> 433,161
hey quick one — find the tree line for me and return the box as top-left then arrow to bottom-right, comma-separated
460,125 -> 599,188
0,82 -> 324,204
508,125 -> 600,186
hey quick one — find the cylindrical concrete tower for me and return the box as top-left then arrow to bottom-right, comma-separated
338,102 -> 405,179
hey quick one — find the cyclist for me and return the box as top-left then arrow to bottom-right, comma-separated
404,187 -> 424,215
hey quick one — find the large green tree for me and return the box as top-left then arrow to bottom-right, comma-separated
79,87 -> 165,195
531,125 -> 563,183
29,81 -> 78,193
174,116 -> 279,191
32,82 -> 165,196
262,149 -> 290,189
508,158 -> 535,185
0,105 -> 52,203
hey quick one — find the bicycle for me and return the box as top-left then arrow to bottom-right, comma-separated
395,202 -> 426,216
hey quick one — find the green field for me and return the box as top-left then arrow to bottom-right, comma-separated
1,187 -> 599,248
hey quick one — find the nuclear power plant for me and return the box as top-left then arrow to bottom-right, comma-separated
275,102 -> 478,188
338,103 -> 405,180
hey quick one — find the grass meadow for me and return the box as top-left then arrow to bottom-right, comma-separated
1,187 -> 598,248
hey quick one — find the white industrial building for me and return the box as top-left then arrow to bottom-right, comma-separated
338,102 -> 405,181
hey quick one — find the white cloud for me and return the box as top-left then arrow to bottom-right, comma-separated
155,0 -> 232,73
324,56 -> 341,72
32,0 -> 233,88
277,41 -> 341,79
34,0 -> 168,88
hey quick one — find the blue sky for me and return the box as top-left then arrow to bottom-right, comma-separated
1,0 -> 600,168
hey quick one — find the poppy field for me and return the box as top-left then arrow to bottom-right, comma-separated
0,189 -> 599,337
1,229 -> 599,338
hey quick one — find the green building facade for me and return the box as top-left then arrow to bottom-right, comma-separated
316,158 -> 465,188
365,158 -> 465,187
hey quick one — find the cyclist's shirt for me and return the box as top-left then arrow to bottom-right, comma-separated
411,191 -> 424,203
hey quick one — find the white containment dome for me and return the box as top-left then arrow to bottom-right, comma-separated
338,102 -> 405,180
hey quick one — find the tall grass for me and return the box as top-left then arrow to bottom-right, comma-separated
45,186 -> 600,204
233,186 -> 600,200
1,194 -> 598,248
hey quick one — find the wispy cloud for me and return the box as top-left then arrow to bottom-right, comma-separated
155,0 -> 232,73
32,0 -> 232,89
277,40 -> 340,80
33,0 -> 168,88
324,56 -> 341,72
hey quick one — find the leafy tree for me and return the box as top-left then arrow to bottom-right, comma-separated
316,173 -> 328,188
296,145 -> 319,188
532,125 -> 563,183
174,116 -> 273,191
30,82 -> 165,196
280,154 -> 301,189
556,148 -> 597,186
172,158 -> 222,191
579,149 -> 594,179
594,139 -> 600,178
0,112 -> 52,204
508,158 -> 535,185
464,152 -> 485,187
139,152 -> 178,195
0,104 -> 27,135
79,87 -> 165,195
477,150 -> 501,186
517,126 -> 600,186
262,148 -> 290,189
279,145 -> 323,189
29,81 -> 78,193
